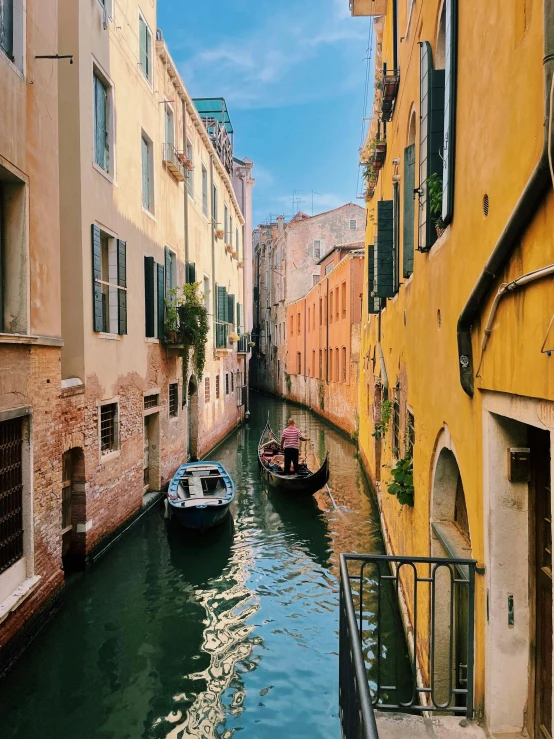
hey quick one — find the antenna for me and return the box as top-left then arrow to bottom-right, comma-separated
311,191 -> 321,216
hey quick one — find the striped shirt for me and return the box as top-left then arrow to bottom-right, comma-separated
281,426 -> 303,449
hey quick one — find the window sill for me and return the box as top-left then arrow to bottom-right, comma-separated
100,449 -> 120,464
0,575 -> 41,626
97,332 -> 121,341
92,161 -> 116,185
0,333 -> 64,347
145,337 -> 160,344
0,49 -> 25,81
143,406 -> 160,417
142,207 -> 157,222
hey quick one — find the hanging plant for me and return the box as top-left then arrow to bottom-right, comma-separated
372,399 -> 393,439
426,172 -> 446,235
387,456 -> 414,507
166,282 -> 209,381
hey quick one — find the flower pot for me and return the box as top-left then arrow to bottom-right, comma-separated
215,229 -> 224,239
166,330 -> 178,343
435,223 -> 446,238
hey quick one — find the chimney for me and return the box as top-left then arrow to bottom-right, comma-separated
277,215 -> 285,234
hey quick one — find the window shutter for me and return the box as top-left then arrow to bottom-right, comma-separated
92,225 -> 103,332
227,294 -> 235,328
392,184 -> 400,294
216,285 -> 227,347
367,245 -> 380,314
186,262 -> 196,284
117,239 -> 127,335
94,76 -> 108,171
157,263 -> 165,340
442,0 -> 458,224
164,246 -> 171,296
144,256 -> 155,337
403,144 -> 416,278
374,200 -> 395,298
237,302 -> 242,334
142,137 -> 149,210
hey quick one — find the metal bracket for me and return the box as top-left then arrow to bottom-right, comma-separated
35,54 -> 74,64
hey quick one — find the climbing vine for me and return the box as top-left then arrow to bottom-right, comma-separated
372,399 -> 393,439
387,456 -> 414,507
285,372 -> 292,394
165,283 -> 209,381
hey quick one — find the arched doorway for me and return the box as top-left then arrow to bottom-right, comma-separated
61,447 -> 86,571
430,429 -> 472,708
187,375 -> 199,461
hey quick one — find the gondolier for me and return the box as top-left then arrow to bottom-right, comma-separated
280,419 -> 310,475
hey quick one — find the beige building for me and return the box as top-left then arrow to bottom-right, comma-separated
57,0 -> 252,564
0,0 -> 66,662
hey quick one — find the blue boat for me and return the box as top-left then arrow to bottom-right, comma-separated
167,461 -> 235,530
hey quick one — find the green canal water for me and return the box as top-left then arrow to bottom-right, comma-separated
1,393 -> 407,739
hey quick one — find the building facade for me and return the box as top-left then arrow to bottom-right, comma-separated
285,247 -> 364,435
354,0 -> 554,735
251,203 -> 365,397
0,0 -> 66,657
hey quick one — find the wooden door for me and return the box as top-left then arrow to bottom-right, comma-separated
531,427 -> 552,739
143,416 -> 150,487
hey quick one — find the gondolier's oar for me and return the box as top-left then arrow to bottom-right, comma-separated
325,483 -> 338,510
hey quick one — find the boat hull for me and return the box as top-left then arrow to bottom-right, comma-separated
167,460 -> 235,531
168,500 -> 231,530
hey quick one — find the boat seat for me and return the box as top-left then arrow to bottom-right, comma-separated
187,477 -> 204,497
176,483 -> 187,501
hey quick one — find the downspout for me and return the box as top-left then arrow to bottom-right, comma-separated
210,157 -> 216,350
392,0 -> 398,73
457,0 -> 554,396
183,100 -> 189,270
303,299 -> 307,378
326,276 -> 329,383
240,169 -> 250,419
377,309 -> 389,394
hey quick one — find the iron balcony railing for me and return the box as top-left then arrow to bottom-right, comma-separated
237,334 -> 249,353
339,552 -> 477,739
161,143 -> 186,182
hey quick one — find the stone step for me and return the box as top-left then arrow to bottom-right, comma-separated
375,712 -> 489,739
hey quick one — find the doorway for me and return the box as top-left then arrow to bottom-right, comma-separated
61,447 -> 86,570
143,412 -> 160,492
187,375 -> 198,461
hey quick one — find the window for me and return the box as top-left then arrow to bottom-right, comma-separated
230,215 -> 233,248
297,313 -> 301,333
325,262 -> 334,276
94,73 -> 110,172
139,13 -> 152,82
319,350 -> 322,378
405,409 -> 415,458
342,282 -> 347,319
319,298 -> 323,326
165,246 -> 177,296
307,306 -> 311,333
312,303 -> 316,330
0,0 -> 13,60
186,139 -> 193,196
224,204 -> 229,242
312,274 -> 319,287
297,352 -> 302,374
212,184 -> 218,223
231,372 -> 234,391
202,166 -> 208,215
236,228 -> 239,256
349,219 -> 357,230
141,133 -> 154,213
204,377 -> 210,403
169,383 -> 179,417
403,142 -> 416,278
144,393 -> 159,410
342,347 -> 347,382
312,350 -> 316,375
335,348 -> 339,382
290,315 -> 294,336
225,373 -> 229,395
329,292 -> 333,323
392,387 -> 401,457
393,183 -> 400,294
100,402 -> 118,455
164,104 -> 174,148
0,164 -> 28,333
216,375 -> 220,399
203,275 -> 210,312
144,256 -> 164,339
0,417 -> 23,576
335,287 -> 339,320
313,240 -> 321,259
92,226 -> 127,335
329,349 -> 333,380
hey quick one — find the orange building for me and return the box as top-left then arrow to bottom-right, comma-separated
286,245 -> 364,435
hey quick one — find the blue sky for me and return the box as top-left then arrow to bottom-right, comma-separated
157,0 -> 373,225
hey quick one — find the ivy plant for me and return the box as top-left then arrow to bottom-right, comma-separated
165,283 -> 209,383
372,399 -> 393,439
387,456 -> 414,507
426,172 -> 445,230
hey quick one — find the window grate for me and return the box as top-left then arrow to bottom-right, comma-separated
169,384 -> 178,417
0,418 -> 23,576
216,375 -> 220,399
204,377 -> 210,403
225,373 -> 229,395
100,403 -> 117,454
144,394 -> 159,410
483,193 -> 489,217
392,388 -> 401,457
406,410 -> 415,459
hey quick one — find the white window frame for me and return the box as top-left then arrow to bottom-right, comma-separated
138,10 -> 153,85
141,130 -> 155,215
166,247 -> 177,292
186,138 -> 193,197
164,102 -> 175,149
349,219 -> 357,230
98,229 -> 120,335
92,61 -> 115,181
406,0 -> 416,34
0,0 -> 26,75
313,240 -> 321,260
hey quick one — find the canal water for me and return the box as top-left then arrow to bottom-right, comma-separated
1,393 -> 406,739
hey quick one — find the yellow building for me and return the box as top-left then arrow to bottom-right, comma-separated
353,0 -> 554,735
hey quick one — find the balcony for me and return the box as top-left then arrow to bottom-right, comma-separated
339,553 -> 477,738
237,334 -> 250,354
162,143 -> 186,181
192,98 -> 234,175
349,0 -> 387,16
379,71 -> 400,123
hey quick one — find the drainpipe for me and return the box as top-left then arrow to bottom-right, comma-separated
303,299 -> 307,378
457,0 -> 554,396
240,170 -> 250,419
183,100 -> 189,271
210,157 -> 216,351
326,276 -> 329,383
377,309 -> 389,394
392,0 -> 398,73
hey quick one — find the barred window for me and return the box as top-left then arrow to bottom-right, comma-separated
216,375 -> 220,399
169,383 -> 178,417
100,403 -> 118,454
204,377 -> 210,403
225,373 -> 229,395
406,410 -> 415,459
144,393 -> 159,410
392,388 -> 401,458
0,417 -> 23,576
231,372 -> 234,392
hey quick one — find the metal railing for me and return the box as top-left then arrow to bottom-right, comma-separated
237,334 -> 249,353
339,552 -> 477,738
161,143 -> 185,181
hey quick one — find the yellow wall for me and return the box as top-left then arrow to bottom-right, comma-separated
358,0 -> 554,716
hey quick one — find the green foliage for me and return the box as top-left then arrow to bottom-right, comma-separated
318,381 -> 325,411
285,372 -> 292,394
426,172 -> 445,228
166,283 -> 209,381
372,399 -> 393,439
387,456 -> 414,507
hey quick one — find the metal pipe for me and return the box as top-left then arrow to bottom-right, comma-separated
326,276 -> 330,383
377,310 -> 389,390
210,156 -> 216,345
183,100 -> 189,271
457,0 -> 554,396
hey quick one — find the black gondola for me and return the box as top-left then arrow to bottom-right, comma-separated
258,421 -> 330,496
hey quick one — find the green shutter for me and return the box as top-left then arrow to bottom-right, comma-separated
117,239 -> 127,335
442,0 -> 457,224
403,144 -> 416,278
157,263 -> 165,340
216,285 -> 227,348
144,256 -> 155,337
186,262 -> 196,284
375,200 -> 395,298
237,302 -> 242,334
392,184 -> 400,294
367,245 -> 380,314
92,225 -> 103,332
227,294 -> 235,328
164,246 -> 171,296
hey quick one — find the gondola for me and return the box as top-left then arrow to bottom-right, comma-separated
166,461 -> 235,530
258,421 -> 329,496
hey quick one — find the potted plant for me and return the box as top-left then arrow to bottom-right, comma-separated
238,260 -> 244,268
225,243 -> 233,254
232,250 -> 238,259
229,331 -> 240,343
164,287 -> 181,343
426,172 -> 446,237
215,228 -> 224,239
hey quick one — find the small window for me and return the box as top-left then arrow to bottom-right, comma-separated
230,215 -> 233,247
203,275 -> 210,312
202,166 -> 208,215
405,409 -> 415,458
319,298 -> 323,326
204,377 -> 210,403
0,417 -> 23,575
169,383 -> 179,417
231,372 -> 234,391
349,219 -> 357,230
141,133 -> 154,213
215,375 -> 220,399
0,0 -> 14,60
329,348 -> 333,380
212,184 -> 218,222
325,262 -> 334,275
297,352 -> 302,374
186,139 -> 193,196
312,274 -> 319,287
100,403 -> 118,454
144,393 -> 159,410
335,287 -> 339,319
224,204 -> 229,242
307,306 -> 311,333
94,73 -> 110,172
313,240 -> 321,259
236,227 -> 239,255
312,350 -> 316,375
139,13 -> 152,82
342,282 -> 347,319
329,293 -> 333,323
164,104 -> 174,149
165,247 -> 177,296
290,315 -> 294,336
342,347 -> 347,382
225,373 -> 229,395
297,313 -> 300,332
319,350 -> 322,378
